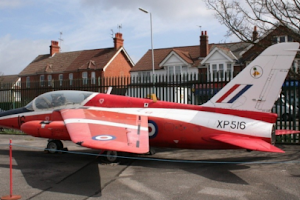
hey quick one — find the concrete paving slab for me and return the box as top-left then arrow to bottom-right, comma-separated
0,134 -> 299,200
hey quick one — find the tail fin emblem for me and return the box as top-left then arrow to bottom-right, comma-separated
250,66 -> 263,79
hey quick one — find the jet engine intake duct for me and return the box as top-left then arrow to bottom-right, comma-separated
21,120 -> 70,140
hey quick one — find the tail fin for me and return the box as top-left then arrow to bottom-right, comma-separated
203,42 -> 299,112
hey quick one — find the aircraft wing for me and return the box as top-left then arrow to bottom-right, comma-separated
211,134 -> 284,153
60,109 -> 149,154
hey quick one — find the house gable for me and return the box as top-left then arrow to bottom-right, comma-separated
201,47 -> 235,65
159,51 -> 191,68
103,47 -> 134,72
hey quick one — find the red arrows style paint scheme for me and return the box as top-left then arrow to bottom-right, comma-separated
0,43 -> 299,157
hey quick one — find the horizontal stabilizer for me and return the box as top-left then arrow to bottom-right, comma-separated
275,130 -> 300,135
211,134 -> 284,153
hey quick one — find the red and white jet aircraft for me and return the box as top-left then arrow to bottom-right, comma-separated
0,42 -> 299,161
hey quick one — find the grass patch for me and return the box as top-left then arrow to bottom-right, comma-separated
0,128 -> 25,135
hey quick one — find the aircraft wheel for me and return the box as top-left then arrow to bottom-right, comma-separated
46,140 -> 63,154
104,151 -> 119,163
54,140 -> 63,150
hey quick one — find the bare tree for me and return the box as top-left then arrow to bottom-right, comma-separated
205,0 -> 300,43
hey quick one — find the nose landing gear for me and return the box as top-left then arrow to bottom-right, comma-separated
45,140 -> 67,154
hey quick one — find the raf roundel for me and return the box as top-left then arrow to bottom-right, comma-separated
92,135 -> 116,141
148,120 -> 158,139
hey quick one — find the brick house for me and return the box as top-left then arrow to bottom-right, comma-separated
129,27 -> 300,103
130,31 -> 250,83
131,26 -> 300,81
19,32 -> 134,92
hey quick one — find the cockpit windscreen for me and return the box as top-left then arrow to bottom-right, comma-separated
26,90 -> 94,110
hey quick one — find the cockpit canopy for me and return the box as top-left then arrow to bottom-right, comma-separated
26,90 -> 95,111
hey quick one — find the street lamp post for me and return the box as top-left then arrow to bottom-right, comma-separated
139,7 -> 155,94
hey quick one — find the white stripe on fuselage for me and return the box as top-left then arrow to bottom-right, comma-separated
86,107 -> 273,138
64,118 -> 148,131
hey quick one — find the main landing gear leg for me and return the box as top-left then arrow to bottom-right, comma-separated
45,140 -> 67,154
148,147 -> 156,155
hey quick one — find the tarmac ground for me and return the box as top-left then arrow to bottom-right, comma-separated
0,134 -> 300,200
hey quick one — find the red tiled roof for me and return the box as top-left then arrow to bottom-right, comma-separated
65,48 -> 118,72
131,45 -> 200,72
19,48 -> 120,76
172,49 -> 193,64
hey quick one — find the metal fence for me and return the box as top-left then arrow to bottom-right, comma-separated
0,73 -> 299,144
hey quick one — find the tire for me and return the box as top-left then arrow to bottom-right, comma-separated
47,141 -> 59,154
104,151 -> 119,163
54,140 -> 63,150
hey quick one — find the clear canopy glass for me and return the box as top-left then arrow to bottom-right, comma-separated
26,90 -> 95,110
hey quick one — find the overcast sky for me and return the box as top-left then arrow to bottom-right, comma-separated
0,0 -> 236,75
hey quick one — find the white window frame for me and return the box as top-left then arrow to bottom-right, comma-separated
26,76 -> 30,88
40,75 -> 45,87
166,65 -> 188,81
209,63 -> 233,81
58,74 -> 63,86
69,73 -> 73,85
272,35 -> 293,44
91,72 -> 96,85
47,75 -> 52,87
137,71 -> 151,83
82,72 -> 88,85
293,59 -> 300,73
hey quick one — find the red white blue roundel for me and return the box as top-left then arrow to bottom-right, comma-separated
148,120 -> 158,139
92,135 -> 116,141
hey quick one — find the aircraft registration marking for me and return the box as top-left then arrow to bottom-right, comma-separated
217,120 -> 246,130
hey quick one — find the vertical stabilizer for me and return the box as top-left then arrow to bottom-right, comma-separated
203,42 -> 299,112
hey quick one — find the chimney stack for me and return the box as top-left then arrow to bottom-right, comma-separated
252,26 -> 258,41
50,40 -> 60,56
114,33 -> 124,50
200,31 -> 209,58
